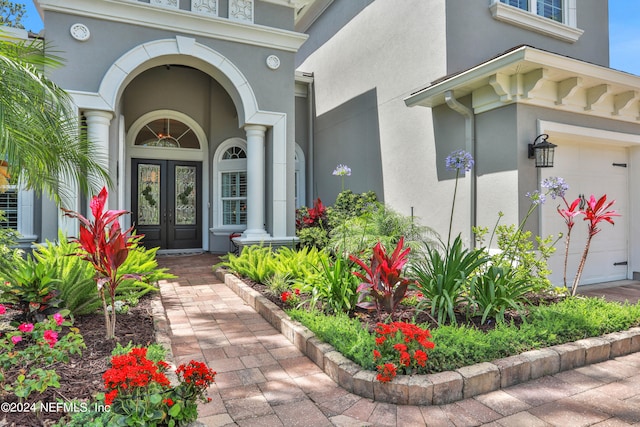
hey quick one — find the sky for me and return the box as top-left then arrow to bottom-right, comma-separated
11,1 -> 640,76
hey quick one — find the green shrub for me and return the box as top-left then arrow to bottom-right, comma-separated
287,309 -> 375,369
410,235 -> 489,325
303,253 -> 359,314
0,253 -> 62,322
468,265 -> 533,324
216,245 -> 277,283
31,232 -> 171,315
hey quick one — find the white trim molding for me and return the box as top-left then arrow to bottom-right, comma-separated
490,0 -> 583,43
405,46 -> 640,125
37,0 -> 308,52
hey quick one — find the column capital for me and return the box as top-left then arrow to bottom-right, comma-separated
84,109 -> 114,124
244,124 -> 267,135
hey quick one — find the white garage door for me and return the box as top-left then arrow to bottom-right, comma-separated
540,140 -> 628,287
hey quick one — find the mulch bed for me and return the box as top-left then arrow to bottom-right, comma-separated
0,296 -> 157,427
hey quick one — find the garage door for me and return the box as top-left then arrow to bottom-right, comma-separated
540,140 -> 628,287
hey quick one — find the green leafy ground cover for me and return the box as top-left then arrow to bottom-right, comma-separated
288,297 -> 640,373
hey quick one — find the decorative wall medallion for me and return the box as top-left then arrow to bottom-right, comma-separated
69,23 -> 90,41
192,0 -> 218,16
266,55 -> 280,70
229,0 -> 254,23
150,0 -> 179,8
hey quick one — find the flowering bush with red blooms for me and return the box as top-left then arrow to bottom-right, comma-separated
280,288 -> 301,305
100,347 -> 216,426
372,321 -> 435,382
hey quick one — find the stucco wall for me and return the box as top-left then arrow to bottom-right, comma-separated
298,0 -> 451,238
445,0 -> 610,76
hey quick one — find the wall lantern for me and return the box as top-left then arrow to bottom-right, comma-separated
528,134 -> 557,168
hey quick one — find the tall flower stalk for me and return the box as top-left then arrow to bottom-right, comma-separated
570,194 -> 618,296
444,150 -> 474,251
333,164 -> 351,192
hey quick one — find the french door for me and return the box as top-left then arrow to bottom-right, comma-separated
132,159 -> 202,250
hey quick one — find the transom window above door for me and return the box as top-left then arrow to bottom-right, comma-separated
134,118 -> 200,149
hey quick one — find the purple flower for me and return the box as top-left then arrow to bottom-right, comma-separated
541,177 -> 569,200
445,150 -> 474,172
332,164 -> 352,177
526,190 -> 546,206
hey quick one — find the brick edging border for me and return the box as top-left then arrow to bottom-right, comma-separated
216,270 -> 640,405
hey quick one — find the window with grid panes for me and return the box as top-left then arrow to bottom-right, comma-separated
0,187 -> 18,229
500,0 -> 563,22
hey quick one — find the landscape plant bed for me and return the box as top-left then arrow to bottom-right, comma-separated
0,295 -> 157,427
218,269 -> 640,405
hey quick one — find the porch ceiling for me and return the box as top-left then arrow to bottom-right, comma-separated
404,45 -> 640,124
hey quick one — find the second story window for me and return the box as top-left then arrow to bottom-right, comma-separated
501,0 -> 563,23
491,0 -> 582,43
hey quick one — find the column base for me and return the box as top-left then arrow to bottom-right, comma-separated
232,235 -> 299,252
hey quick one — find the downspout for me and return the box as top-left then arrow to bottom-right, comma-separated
307,77 -> 315,204
444,90 -> 477,247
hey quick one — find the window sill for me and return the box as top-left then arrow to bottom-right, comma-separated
490,2 -> 583,43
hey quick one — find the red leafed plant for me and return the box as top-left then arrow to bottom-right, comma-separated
296,197 -> 327,229
62,186 -> 141,338
349,237 -> 414,316
570,194 -> 619,296
557,197 -> 582,289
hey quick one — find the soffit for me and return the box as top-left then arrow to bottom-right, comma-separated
404,46 -> 640,124
36,0 -> 308,52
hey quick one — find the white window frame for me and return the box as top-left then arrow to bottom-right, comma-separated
490,0 -> 583,43
213,138 -> 248,233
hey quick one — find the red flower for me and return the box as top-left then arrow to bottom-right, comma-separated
376,363 -> 397,382
373,349 -> 381,359
280,291 -> 292,302
393,343 -> 407,352
43,330 -> 58,348
399,351 -> 411,367
104,389 -> 118,406
163,398 -> 174,406
413,350 -> 428,367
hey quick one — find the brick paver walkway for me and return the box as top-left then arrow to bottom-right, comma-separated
157,253 -> 640,426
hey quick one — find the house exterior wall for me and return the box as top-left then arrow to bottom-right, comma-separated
35,0 -> 304,250
297,0 -> 451,236
445,0 -> 609,75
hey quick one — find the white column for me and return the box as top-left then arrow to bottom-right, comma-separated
243,124 -> 269,239
84,110 -> 114,206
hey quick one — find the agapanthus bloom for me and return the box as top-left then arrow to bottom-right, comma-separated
445,150 -> 474,172
332,164 -> 352,176
18,323 -> 34,333
541,176 -> 569,200
526,190 -> 546,206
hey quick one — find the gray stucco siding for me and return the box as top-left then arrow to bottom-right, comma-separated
44,11 -> 298,117
445,0 -> 609,76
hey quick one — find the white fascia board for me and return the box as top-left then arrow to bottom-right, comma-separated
404,46 -> 530,108
405,46 -> 640,109
37,0 -> 308,52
